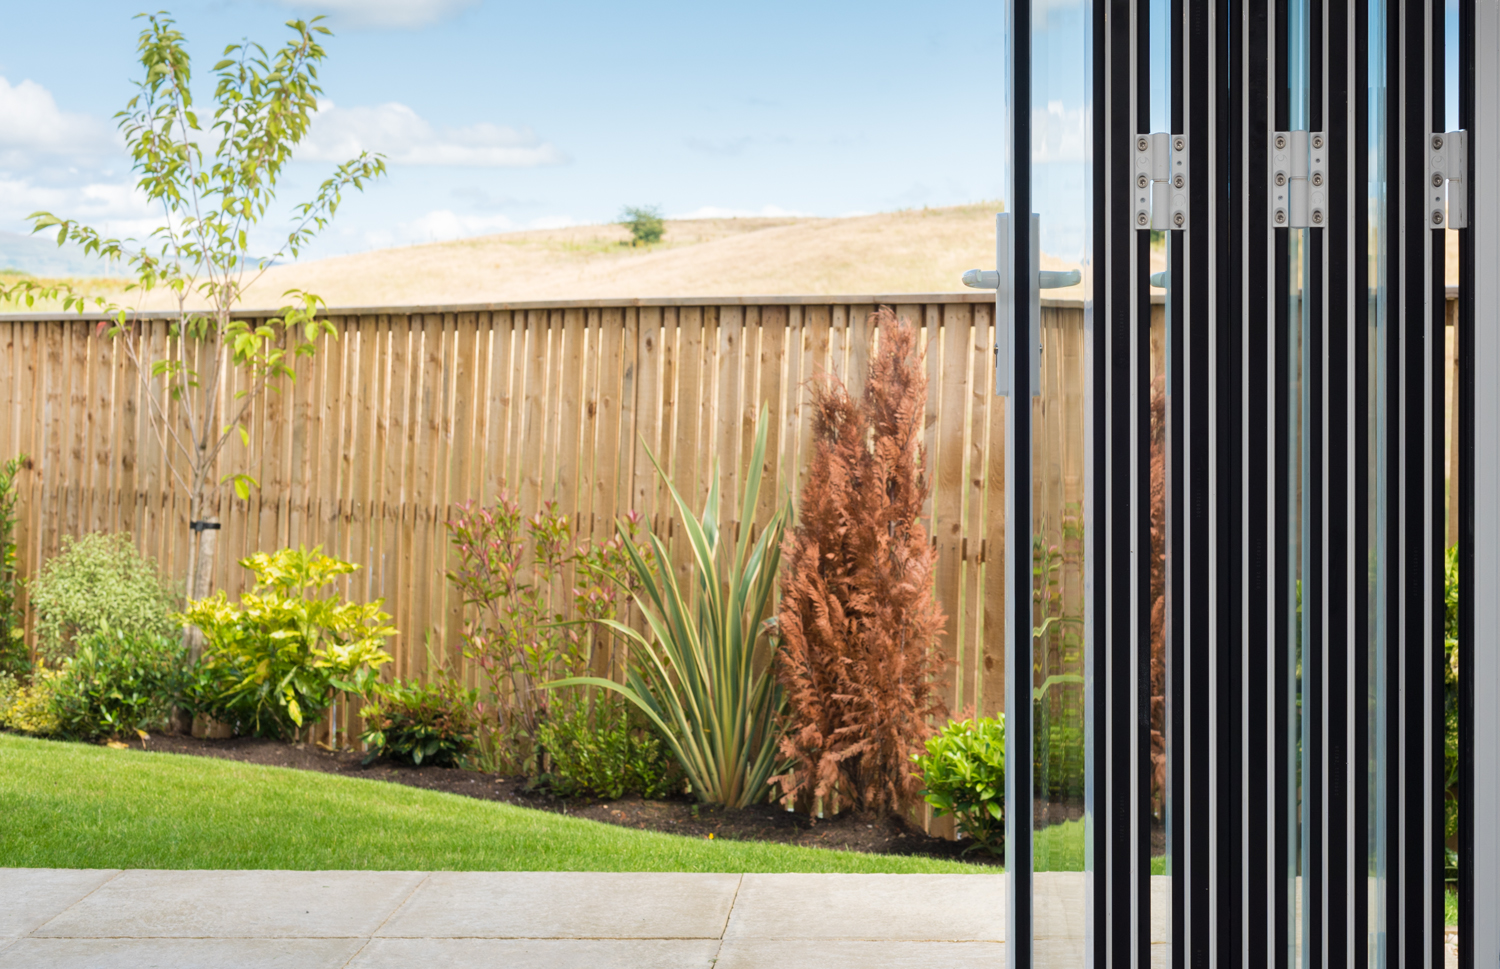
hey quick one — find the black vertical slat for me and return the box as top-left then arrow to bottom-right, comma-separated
1272,0 -> 1293,963
1326,0 -> 1362,966
1244,0 -> 1272,963
1135,3 -> 1154,966
1011,0 -> 1035,961
1186,0 -> 1214,966
1305,20 -> 1328,965
1216,0 -> 1245,962
1168,0 -> 1187,963
1090,0 -> 1111,954
1381,0 -> 1405,954
1399,0 -> 1431,962
1106,0 -> 1135,966
1345,0 -> 1375,962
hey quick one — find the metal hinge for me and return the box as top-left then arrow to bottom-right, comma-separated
1134,133 -> 1189,230
1271,131 -> 1326,228
1430,131 -> 1468,228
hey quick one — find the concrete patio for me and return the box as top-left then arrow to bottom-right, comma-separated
2,868 -> 1026,968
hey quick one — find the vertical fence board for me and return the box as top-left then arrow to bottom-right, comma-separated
715,306 -> 745,534
483,313 -> 515,507
631,307 -> 663,530
934,304 -> 972,713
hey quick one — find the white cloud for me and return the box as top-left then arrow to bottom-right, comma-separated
299,101 -> 569,168
668,205 -> 807,220
0,175 -> 153,231
0,76 -> 117,164
398,209 -> 575,244
1032,100 -> 1087,163
268,0 -> 478,29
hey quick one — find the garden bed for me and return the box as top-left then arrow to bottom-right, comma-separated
116,732 -> 1002,868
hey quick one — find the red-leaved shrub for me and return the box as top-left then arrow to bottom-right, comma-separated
773,308 -> 948,815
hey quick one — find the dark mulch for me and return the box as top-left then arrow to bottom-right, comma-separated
116,732 -> 1003,868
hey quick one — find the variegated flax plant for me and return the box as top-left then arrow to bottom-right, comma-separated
550,404 -> 790,808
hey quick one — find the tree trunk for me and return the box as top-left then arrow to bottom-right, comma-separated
183,486 -> 219,663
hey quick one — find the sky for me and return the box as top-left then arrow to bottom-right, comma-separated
0,0 -> 1011,267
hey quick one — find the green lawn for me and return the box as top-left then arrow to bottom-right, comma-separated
0,734 -> 988,873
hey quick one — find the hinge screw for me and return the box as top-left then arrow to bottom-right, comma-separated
1174,174 -> 1185,189
1275,210 -> 1287,224
1312,134 -> 1324,149
1276,172 -> 1287,186
1138,212 -> 1150,226
1138,136 -> 1150,152
1275,134 -> 1288,150
1174,212 -> 1185,227
1311,172 -> 1323,187
1433,209 -> 1446,225
1311,210 -> 1323,225
1433,135 -> 1445,150
1174,137 -> 1185,151
1138,174 -> 1149,189
1434,173 -> 1446,187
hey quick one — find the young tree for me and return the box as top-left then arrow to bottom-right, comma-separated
773,309 -> 948,816
2,14 -> 385,643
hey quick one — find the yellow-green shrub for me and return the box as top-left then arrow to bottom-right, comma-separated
180,547 -> 394,739
0,669 -> 62,736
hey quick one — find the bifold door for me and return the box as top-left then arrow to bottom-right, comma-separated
978,0 -> 1484,966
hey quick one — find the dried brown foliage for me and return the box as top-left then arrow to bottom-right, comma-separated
1149,376 -> 1167,819
773,309 -> 948,816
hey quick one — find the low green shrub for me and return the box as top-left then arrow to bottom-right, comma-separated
540,695 -> 681,800
0,668 -> 61,736
0,671 -> 19,723
28,532 -> 178,662
180,547 -> 394,739
0,455 -> 28,677
359,677 -> 479,767
48,629 -> 187,740
913,714 -> 1006,856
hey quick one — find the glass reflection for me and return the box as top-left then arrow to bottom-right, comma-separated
1030,0 -> 1091,965
1147,0 -> 1172,965
1366,0 -> 1390,964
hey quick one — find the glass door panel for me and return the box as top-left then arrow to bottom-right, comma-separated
1029,1 -> 1091,965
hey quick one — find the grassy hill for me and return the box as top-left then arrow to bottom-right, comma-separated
1,204 -> 1009,313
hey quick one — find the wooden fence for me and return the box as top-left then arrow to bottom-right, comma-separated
0,293 -> 1461,741
0,295 -> 1019,726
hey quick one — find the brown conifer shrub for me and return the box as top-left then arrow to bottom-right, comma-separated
1148,375 -> 1166,820
773,309 -> 948,815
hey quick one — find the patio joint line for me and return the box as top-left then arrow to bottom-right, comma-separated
338,871 -> 432,969
710,873 -> 746,964
26,869 -> 127,939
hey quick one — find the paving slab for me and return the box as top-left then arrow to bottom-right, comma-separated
32,870 -> 426,939
0,869 -> 119,939
0,938 -> 364,969
348,937 -> 721,968
722,873 -> 1007,941
1033,871 -> 1086,941
714,939 -> 1008,969
376,871 -> 741,939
